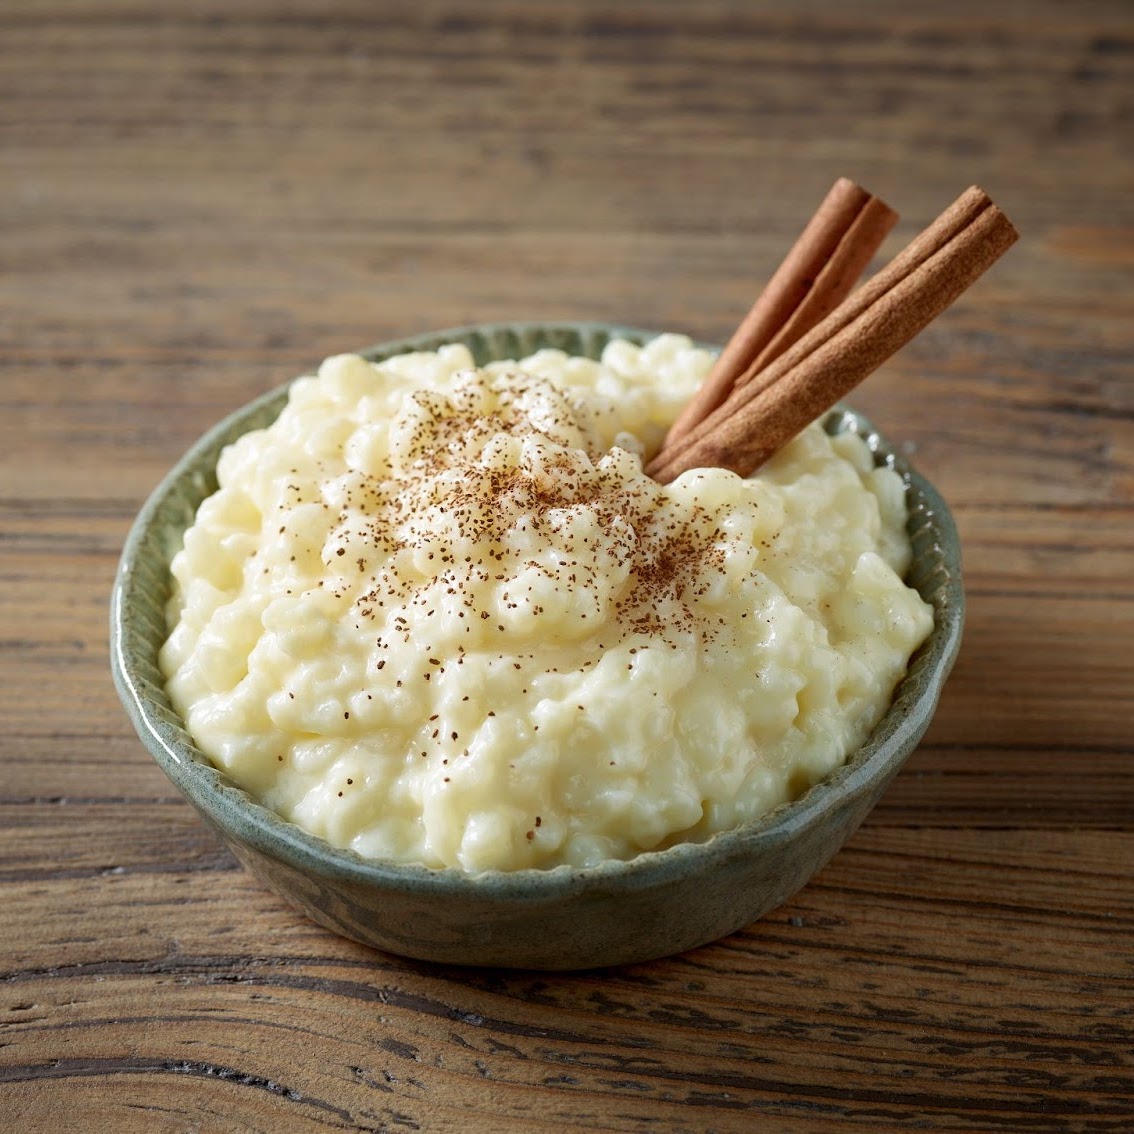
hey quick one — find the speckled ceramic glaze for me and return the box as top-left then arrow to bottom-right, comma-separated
111,322 -> 963,970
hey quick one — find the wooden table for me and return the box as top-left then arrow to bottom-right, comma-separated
3,2 -> 1131,1129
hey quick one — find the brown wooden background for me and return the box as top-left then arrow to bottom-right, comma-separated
2,2 -> 1132,1130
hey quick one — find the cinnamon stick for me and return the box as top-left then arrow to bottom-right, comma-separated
733,194 -> 899,396
663,178 -> 897,447
647,187 -> 1017,484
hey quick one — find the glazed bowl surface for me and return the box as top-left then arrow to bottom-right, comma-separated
111,321 -> 963,970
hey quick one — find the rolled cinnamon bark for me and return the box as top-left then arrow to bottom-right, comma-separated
648,187 -> 1017,484
662,178 -> 897,448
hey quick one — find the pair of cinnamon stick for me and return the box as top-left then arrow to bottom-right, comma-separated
647,180 -> 1017,484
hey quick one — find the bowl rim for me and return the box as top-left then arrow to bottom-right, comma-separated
111,320 -> 963,902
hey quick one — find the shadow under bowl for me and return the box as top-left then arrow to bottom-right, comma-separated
111,321 -> 963,970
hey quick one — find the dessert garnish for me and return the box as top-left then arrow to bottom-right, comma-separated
647,181 -> 1017,483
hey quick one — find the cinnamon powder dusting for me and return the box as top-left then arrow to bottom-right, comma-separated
326,368 -> 730,647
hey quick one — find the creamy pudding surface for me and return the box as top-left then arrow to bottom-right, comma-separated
160,335 -> 933,873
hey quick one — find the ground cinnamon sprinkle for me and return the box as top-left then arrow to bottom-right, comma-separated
349,372 -> 727,645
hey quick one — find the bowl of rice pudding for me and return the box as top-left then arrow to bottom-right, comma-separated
112,321 -> 962,969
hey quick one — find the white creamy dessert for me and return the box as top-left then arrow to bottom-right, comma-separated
160,335 -> 933,873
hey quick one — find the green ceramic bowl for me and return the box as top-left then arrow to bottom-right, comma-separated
111,321 -> 963,970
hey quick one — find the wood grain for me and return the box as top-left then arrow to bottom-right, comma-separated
1,1 -> 1132,1130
